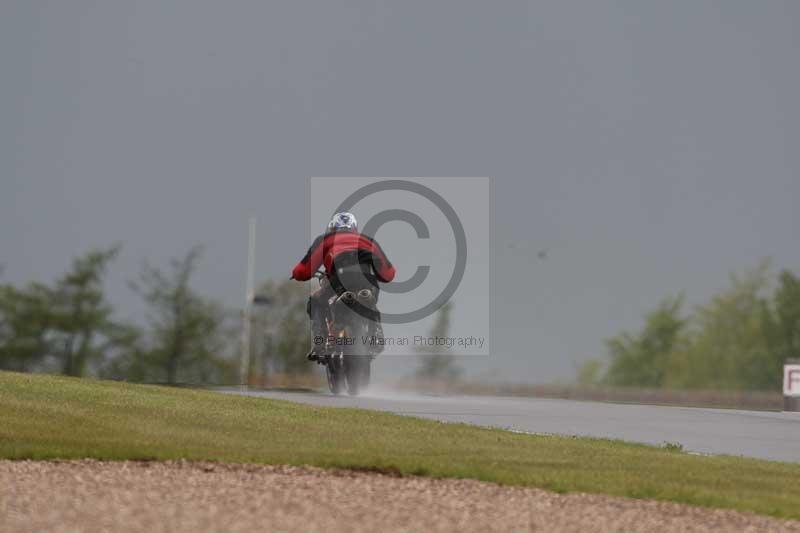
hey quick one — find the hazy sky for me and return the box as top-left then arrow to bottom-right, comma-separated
2,1 -> 798,382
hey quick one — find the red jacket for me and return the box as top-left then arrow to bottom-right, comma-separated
292,230 -> 396,283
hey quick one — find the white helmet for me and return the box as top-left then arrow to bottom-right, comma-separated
327,212 -> 358,232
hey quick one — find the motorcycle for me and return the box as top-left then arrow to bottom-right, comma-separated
312,268 -> 378,396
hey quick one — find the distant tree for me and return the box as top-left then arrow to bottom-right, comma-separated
762,269 -> 800,385
0,283 -> 55,372
415,302 -> 462,382
665,262 -> 774,390
251,279 -> 315,377
579,261 -> 797,392
576,358 -> 603,386
96,327 -> 151,382
49,246 -> 125,376
0,246 -> 135,377
128,246 -> 232,385
604,294 -> 686,387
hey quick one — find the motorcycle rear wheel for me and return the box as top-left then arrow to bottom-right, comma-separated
326,359 -> 346,395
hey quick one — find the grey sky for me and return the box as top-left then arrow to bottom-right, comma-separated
2,1 -> 798,382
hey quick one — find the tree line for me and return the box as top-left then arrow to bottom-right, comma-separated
578,261 -> 800,391
0,245 -> 313,385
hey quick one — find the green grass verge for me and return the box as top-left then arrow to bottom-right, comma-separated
2,371 -> 799,520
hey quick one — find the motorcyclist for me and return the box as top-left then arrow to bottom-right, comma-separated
291,212 -> 396,360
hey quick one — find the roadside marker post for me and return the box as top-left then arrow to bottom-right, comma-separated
239,216 -> 256,389
784,358 -> 800,412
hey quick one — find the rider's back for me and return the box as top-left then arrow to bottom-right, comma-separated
292,230 -> 395,283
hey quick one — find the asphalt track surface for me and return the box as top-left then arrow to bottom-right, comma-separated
223,387 -> 800,463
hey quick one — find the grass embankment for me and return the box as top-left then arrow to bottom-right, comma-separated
1,371 -> 799,520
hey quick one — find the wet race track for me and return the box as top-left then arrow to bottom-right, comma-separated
221,388 -> 800,463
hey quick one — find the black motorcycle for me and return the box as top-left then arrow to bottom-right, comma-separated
312,266 -> 379,396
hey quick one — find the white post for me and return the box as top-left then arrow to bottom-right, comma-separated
240,216 -> 256,388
